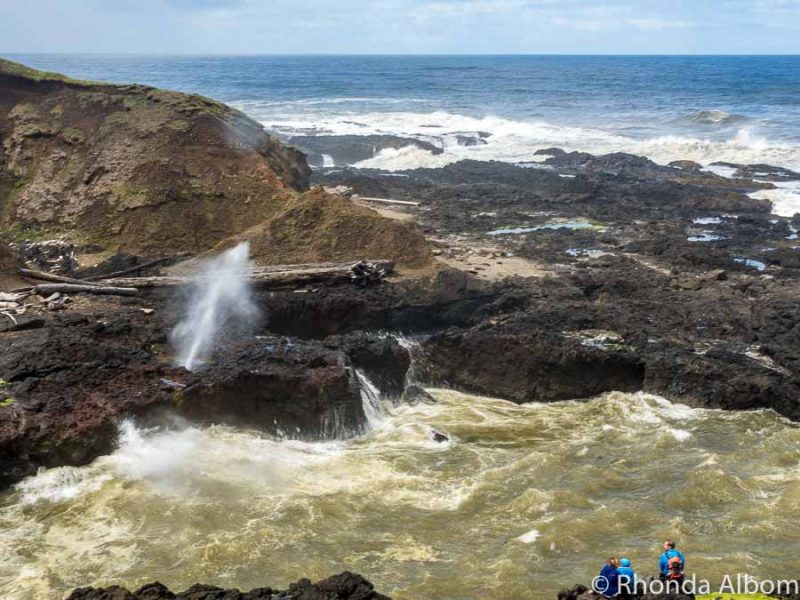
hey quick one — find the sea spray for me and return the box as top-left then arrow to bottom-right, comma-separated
171,242 -> 259,371
355,369 -> 385,430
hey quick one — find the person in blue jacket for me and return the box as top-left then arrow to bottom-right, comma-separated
617,557 -> 637,593
596,557 -> 620,598
659,540 -> 685,589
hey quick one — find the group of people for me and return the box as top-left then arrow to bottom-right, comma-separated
596,540 -> 686,597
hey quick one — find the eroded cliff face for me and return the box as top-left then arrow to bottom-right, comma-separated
0,58 -> 311,254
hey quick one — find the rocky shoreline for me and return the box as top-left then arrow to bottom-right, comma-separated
67,572 -> 390,599
2,58 -> 800,597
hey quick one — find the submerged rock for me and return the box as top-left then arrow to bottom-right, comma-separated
431,429 -> 449,443
67,571 -> 390,600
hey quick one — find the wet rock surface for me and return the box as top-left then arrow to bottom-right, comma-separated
557,584 -> 694,600
315,151 -> 800,419
67,572 -> 390,600
0,292 -> 414,487
4,142 -> 800,488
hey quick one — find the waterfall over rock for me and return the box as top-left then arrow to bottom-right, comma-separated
355,369 -> 385,430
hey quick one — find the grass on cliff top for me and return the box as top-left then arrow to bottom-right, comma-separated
0,57 -> 97,86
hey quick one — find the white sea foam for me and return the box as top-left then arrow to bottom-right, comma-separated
750,180 -> 800,217
262,110 -> 800,215
15,466 -> 110,505
256,109 -> 800,173
353,145 -> 456,170
516,528 -> 541,544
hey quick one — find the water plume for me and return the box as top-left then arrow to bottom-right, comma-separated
171,242 -> 259,371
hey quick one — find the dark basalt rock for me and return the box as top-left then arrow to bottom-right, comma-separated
67,572 -> 390,600
421,326 -> 646,403
667,160 -> 704,173
557,583 -> 694,600
711,161 -> 800,182
416,258 -> 800,419
431,429 -> 449,442
176,333 -> 411,438
255,268 -> 509,338
177,338 -> 367,438
402,384 -> 436,404
0,302 -> 413,487
0,310 -> 183,487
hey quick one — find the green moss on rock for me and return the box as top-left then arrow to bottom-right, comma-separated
0,58 -> 97,86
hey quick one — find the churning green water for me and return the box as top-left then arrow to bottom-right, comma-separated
1,390 -> 799,599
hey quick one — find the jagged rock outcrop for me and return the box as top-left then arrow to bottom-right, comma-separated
422,326 -> 645,402
0,58 -> 312,254
418,254 -> 800,419
67,571 -> 390,600
0,302 -> 412,487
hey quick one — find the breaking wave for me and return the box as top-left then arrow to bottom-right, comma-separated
678,109 -> 751,126
255,110 -> 800,173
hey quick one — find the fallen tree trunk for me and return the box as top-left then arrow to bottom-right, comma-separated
19,268 -> 101,286
98,260 -> 394,289
34,284 -> 139,297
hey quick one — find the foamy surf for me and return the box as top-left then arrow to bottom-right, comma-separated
255,109 -> 800,174
2,389 -> 800,599
750,180 -> 800,217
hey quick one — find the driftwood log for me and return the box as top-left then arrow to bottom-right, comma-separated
19,268 -> 101,287
14,260 -> 392,297
33,284 -> 139,297
99,260 -> 394,289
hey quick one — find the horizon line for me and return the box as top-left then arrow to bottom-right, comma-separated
3,52 -> 800,58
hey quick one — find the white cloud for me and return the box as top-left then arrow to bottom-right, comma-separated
625,18 -> 695,30
413,0 -> 557,18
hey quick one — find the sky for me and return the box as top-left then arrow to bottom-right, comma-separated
0,0 -> 799,55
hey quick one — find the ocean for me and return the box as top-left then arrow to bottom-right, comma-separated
3,390 -> 800,599
4,55 -> 800,599
9,54 -> 800,168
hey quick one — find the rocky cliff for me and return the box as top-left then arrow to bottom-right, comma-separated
0,58 -> 312,254
0,58 -> 433,270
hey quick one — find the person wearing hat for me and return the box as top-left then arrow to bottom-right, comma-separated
617,557 -> 637,594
